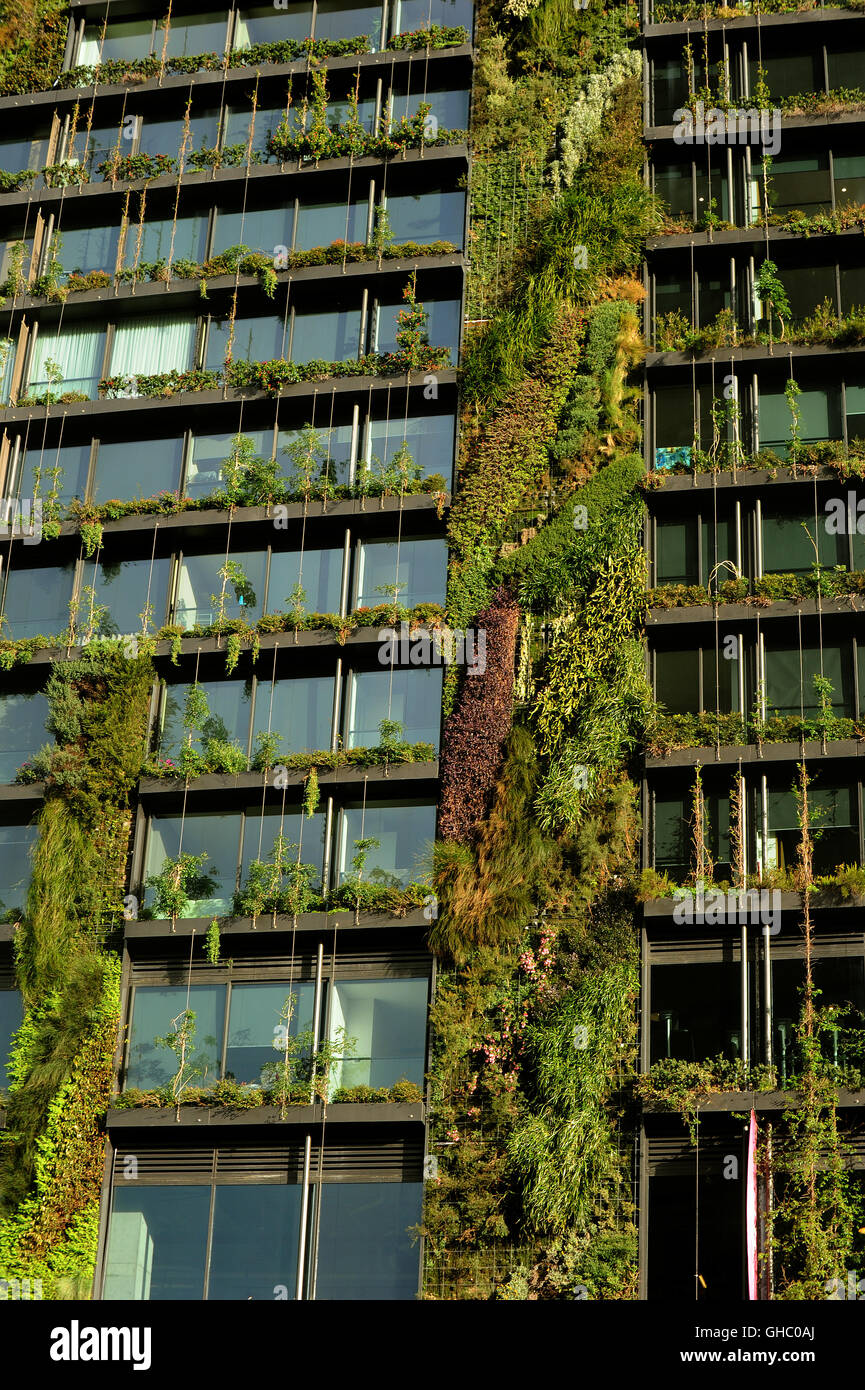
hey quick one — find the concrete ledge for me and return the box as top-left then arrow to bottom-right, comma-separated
124,907 -> 430,938
106,1100 -> 424,1127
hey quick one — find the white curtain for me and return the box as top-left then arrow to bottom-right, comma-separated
109,315 -> 196,379
28,324 -> 105,393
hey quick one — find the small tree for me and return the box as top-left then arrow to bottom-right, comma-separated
146,850 -> 216,927
153,1009 -> 217,1119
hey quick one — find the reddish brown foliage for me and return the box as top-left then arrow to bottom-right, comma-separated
437,587 -> 520,843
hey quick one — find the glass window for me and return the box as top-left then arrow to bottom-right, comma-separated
762,154 -> 831,219
375,297 -> 459,356
0,128 -> 52,174
653,161 -> 692,220
235,5 -> 314,47
137,108 -> 220,160
387,82 -> 469,131
240,806 -> 327,889
652,57 -> 689,126
15,441 -> 91,511
81,557 -> 171,637
773,955 -> 865,1078
1,562 -> 75,639
764,264 -> 836,323
393,0 -> 473,36
365,412 -> 454,487
123,214 -> 209,269
159,679 -> 252,758
173,551 -> 267,629
314,1182 -> 422,1300
251,676 -> 334,754
78,19 -> 155,66
827,47 -> 865,91
354,537 -> 447,609
329,977 -> 427,1090
748,52 -> 822,101
0,988 -> 23,1086
213,204 -> 293,258
655,518 -> 697,585
655,272 -> 691,323
764,643 -> 854,717
337,801 -> 436,886
159,14 -> 230,58
126,984 -> 225,1090
103,1187 -> 210,1300
279,422 -> 354,489
92,436 -> 184,504
225,981 -> 316,1084
208,1186 -> 302,1300
761,508 -> 845,574
223,105 -> 284,158
53,222 -> 120,280
834,155 -> 865,210
144,811 -> 242,916
27,324 -> 105,396
650,962 -> 742,1063
765,782 -> 857,876
848,382 -> 865,446
294,197 -> 369,250
67,121 -> 125,178
267,545 -> 344,616
0,691 -> 50,783
759,386 -> 841,458
655,649 -> 699,715
0,820 -> 37,916
384,189 -> 465,247
109,315 -> 197,381
206,313 -> 286,369
841,266 -> 865,316
291,306 -> 361,363
313,0 -> 382,46
346,668 -> 442,749
186,429 -> 272,499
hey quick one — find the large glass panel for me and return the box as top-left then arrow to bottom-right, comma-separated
762,155 -> 831,219
827,47 -> 865,91
186,428 -> 272,499
267,546 -> 343,616
655,649 -> 699,715
346,668 -> 442,749
173,551 -> 267,629
834,155 -> 865,210
109,315 -> 196,380
384,190 -> 465,246
159,14 -> 230,58
649,963 -> 742,1063
126,984 -> 225,1089
240,806 -> 327,888
1,562 -> 75,639
291,307 -> 361,363
761,508 -> 845,573
67,121 -> 125,179
223,105 -> 285,158
764,642 -> 853,717
208,1186 -> 302,1300
354,537 -> 447,608
137,109 -> 220,160
53,222 -> 120,279
144,811 -> 242,916
767,265 -> 836,323
205,313 -> 286,369
387,82 -> 470,131
314,0 -> 382,46
92,436 -> 184,504
294,197 -> 368,250
213,204 -> 293,257
654,792 -> 688,877
365,412 -> 455,487
123,214 -> 209,269
27,324 -> 105,396
0,691 -> 50,782
279,422 -> 354,489
251,676 -> 334,754
654,385 -> 694,459
653,161 -> 692,219
393,0 -> 473,37
81,557 -> 171,636
224,981 -> 316,1084
773,955 -> 865,1079
103,1187 -> 210,1300
15,441 -> 91,511
748,52 -> 822,101
703,642 -> 740,714
159,679 -> 252,758
78,19 -> 155,66
652,57 -> 689,126
0,989 -> 23,1086
655,272 -> 691,324
314,1183 -> 423,1300
375,297 -> 459,356
759,385 -> 842,457
847,382 -> 865,446
337,801 -> 436,886
235,5 -> 314,47
0,128 -> 52,174
765,782 -> 857,876
841,266 -> 865,316
0,821 -> 37,916
655,518 -> 697,585
329,977 -> 427,1090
